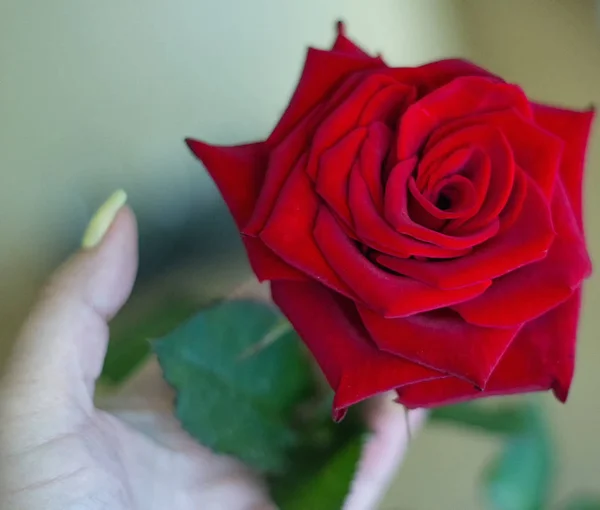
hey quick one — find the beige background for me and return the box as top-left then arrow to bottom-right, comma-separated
1,1 -> 599,509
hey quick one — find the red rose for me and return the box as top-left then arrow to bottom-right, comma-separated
186,23 -> 594,419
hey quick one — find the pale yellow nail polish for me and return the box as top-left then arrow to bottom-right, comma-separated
81,189 -> 127,249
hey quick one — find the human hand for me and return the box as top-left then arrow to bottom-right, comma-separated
0,191 -> 425,510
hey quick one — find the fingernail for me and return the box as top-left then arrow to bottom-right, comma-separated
81,189 -> 127,249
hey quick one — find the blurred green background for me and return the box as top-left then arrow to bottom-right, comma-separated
1,1 -> 599,508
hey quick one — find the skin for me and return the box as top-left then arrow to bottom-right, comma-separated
0,206 -> 425,510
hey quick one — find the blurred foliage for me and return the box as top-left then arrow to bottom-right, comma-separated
561,498 -> 600,510
274,433 -> 364,510
482,403 -> 552,510
270,396 -> 366,510
430,401 -> 529,435
100,300 -> 198,385
431,400 -> 552,510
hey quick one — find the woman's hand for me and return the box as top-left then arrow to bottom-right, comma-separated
0,192 -> 424,510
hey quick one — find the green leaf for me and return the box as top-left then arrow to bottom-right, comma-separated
153,300 -> 313,473
278,436 -> 363,510
430,402 -> 529,435
270,401 -> 366,510
482,402 -> 553,510
561,497 -> 600,510
100,301 -> 198,385
429,400 -> 554,510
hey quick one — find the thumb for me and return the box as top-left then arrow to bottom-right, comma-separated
4,190 -> 138,406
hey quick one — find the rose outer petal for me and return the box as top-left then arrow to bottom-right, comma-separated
376,176 -> 554,289
305,74 -> 402,180
533,104 -> 595,231
259,158 -> 358,299
396,290 -> 583,408
316,127 -> 368,226
185,139 -> 267,229
184,139 -> 309,282
331,21 -> 375,59
359,306 -> 520,388
387,59 -> 498,97
314,207 -> 490,318
267,47 -> 384,148
245,73 -> 364,236
270,280 -> 443,421
242,237 -> 308,282
454,181 -> 591,327
244,110 -> 318,236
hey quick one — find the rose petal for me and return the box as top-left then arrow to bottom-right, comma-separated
549,289 -> 582,402
314,208 -> 490,317
407,168 -> 480,233
454,181 -> 591,327
405,178 -> 446,232
184,140 -> 312,282
397,76 -> 532,159
244,108 -> 320,235
417,136 -> 478,191
270,280 -> 443,420
396,290 -> 583,408
315,128 -> 368,226
427,109 -> 564,201
305,74 -> 400,180
386,59 -> 498,97
358,122 -> 392,208
418,124 -> 515,235
376,176 -> 554,288
409,172 -> 478,221
349,166 -> 472,259
247,69 -> 380,236
250,71 -> 404,235
496,163 -> 528,233
487,110 -> 563,199
331,21 -> 378,60
185,140 -> 267,229
533,104 -> 595,231
385,158 -> 500,249
447,151 -> 492,232
247,68 -> 370,232
267,47 -> 384,147
359,83 -> 416,126
359,306 -> 520,388
433,176 -> 478,215
259,159 -> 357,299
242,236 -> 308,282
417,147 -> 476,198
